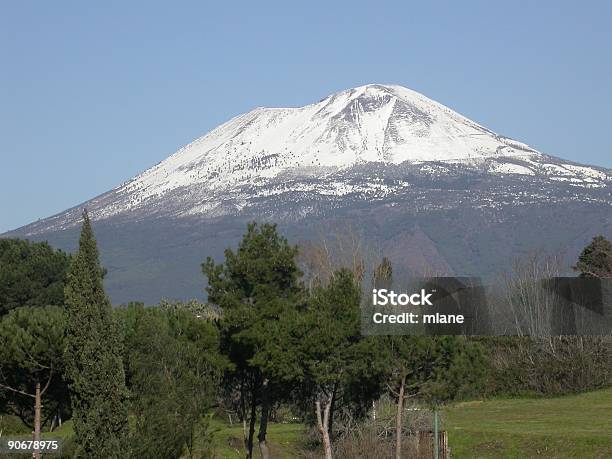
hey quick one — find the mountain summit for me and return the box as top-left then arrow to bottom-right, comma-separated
147,83 -> 537,178
6,84 -> 611,303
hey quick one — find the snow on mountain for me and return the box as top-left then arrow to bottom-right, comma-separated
13,84 -> 611,234
124,84 -> 541,199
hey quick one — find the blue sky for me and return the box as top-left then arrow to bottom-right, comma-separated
1,0 -> 611,233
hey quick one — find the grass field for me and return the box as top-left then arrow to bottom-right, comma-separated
209,420 -> 304,458
211,388 -> 612,458
2,388 -> 610,458
444,387 -> 612,458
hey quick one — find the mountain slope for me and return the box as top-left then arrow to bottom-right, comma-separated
4,84 -> 611,304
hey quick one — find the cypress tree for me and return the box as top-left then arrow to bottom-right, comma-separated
64,211 -> 128,458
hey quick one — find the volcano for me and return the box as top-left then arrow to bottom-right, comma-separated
5,84 -> 611,304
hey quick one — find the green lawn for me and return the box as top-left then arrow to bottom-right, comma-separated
2,388 -> 610,458
444,387 -> 612,458
25,418 -> 306,458
209,420 -> 305,459
211,388 -> 612,458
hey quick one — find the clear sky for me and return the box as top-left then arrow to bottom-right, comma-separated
1,0 -> 611,233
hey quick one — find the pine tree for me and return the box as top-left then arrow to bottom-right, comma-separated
386,335 -> 484,459
299,269 -> 388,459
203,222 -> 304,459
0,238 -> 71,316
64,211 -> 128,458
573,235 -> 612,278
0,306 -> 68,459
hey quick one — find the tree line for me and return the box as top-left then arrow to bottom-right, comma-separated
0,213 -> 610,458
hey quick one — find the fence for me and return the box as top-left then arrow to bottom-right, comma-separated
417,430 -> 449,458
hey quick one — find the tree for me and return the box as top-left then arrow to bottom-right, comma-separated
0,238 -> 70,316
0,306 -> 69,459
298,269 -> 387,459
502,251 -> 563,337
573,235 -> 612,278
203,222 -> 304,459
120,302 -> 226,459
64,211 -> 128,458
386,335 -> 484,459
371,256 -> 485,458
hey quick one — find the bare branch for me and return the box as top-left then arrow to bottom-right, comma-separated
0,382 -> 35,399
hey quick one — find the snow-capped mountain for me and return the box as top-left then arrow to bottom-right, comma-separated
5,84 -> 611,304
131,83 -> 543,196
16,84 -> 610,234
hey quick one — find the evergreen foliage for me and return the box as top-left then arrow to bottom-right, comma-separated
203,222 -> 304,459
120,302 -> 226,458
2,220 -> 604,458
388,336 -> 485,406
573,235 -> 612,278
0,306 -> 69,430
0,238 -> 70,316
300,268 -> 387,404
297,268 -> 388,458
64,211 -> 128,458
